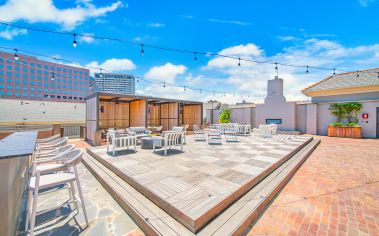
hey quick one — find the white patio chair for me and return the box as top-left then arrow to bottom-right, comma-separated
153,131 -> 184,155
208,129 -> 222,144
34,144 -> 75,160
193,125 -> 206,141
25,149 -> 88,236
270,124 -> 278,135
224,124 -> 239,142
36,134 -> 61,144
36,137 -> 68,153
258,124 -> 273,138
107,132 -> 137,156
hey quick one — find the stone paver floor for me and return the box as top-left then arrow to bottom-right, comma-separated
248,136 -> 379,236
18,142 -> 143,236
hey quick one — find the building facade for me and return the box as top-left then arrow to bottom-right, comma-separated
94,72 -> 135,95
0,51 -> 90,103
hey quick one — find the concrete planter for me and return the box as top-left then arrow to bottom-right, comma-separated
327,126 -> 362,139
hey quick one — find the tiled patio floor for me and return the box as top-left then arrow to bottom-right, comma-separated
18,140 -> 143,236
248,136 -> 379,236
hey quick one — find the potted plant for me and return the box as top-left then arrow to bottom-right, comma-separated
328,102 -> 362,138
218,108 -> 232,123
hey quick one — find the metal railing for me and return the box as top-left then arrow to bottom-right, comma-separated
61,124 -> 85,139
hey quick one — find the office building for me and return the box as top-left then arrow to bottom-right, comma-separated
0,51 -> 90,102
94,72 -> 135,95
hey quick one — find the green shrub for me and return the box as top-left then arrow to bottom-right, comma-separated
218,108 -> 232,123
329,102 -> 362,127
330,122 -> 344,126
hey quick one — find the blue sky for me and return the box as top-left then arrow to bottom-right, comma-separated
0,0 -> 378,103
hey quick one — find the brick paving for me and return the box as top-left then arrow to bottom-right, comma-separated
248,136 -> 379,236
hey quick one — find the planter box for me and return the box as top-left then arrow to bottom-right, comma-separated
327,126 -> 362,138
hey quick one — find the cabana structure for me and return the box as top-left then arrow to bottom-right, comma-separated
86,92 -> 203,145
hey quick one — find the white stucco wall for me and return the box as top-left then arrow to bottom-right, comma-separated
0,98 -> 85,124
295,104 -> 307,134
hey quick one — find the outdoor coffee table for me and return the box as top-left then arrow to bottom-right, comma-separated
141,137 -> 162,149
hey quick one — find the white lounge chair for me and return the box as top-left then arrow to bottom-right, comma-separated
258,124 -> 273,138
25,149 -> 88,236
152,131 -> 184,155
34,144 -> 76,161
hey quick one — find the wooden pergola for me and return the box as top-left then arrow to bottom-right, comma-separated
86,92 -> 203,144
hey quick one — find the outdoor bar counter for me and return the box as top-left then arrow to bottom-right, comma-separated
0,131 -> 37,236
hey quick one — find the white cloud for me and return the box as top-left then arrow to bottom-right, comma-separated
358,0 -> 376,6
0,27 -> 27,40
0,0 -> 123,30
86,58 -> 136,76
78,33 -> 95,44
205,39 -> 379,102
277,36 -> 301,42
209,18 -> 251,26
144,63 -> 187,83
147,22 -> 165,28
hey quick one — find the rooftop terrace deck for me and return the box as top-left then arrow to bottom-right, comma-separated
87,134 -> 312,233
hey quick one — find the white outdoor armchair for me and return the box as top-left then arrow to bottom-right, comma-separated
36,134 -> 61,144
36,137 -> 68,152
153,131 -> 184,155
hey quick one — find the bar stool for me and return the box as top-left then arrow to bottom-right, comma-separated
25,149 -> 89,236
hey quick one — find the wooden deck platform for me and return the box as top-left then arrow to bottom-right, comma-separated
85,135 -> 314,233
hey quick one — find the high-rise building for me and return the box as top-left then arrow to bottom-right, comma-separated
94,72 -> 135,95
0,51 -> 90,103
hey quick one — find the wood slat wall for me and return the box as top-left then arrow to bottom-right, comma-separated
130,100 -> 146,127
148,104 -> 160,126
183,104 -> 202,131
160,103 -> 179,131
98,101 -> 130,129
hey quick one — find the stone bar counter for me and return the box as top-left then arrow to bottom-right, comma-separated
0,131 -> 37,236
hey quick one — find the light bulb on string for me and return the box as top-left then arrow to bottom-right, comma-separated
183,86 -> 186,91
275,62 -> 278,77
194,52 -> 197,62
199,89 -> 202,93
73,33 -> 77,48
136,76 -> 139,82
377,72 -> 379,78
238,58 -> 241,66
163,82 -> 166,88
14,49 -> 19,61
306,66 -> 309,73
140,44 -> 144,56
356,71 -> 359,78
99,69 -> 103,78
51,72 -> 55,81
333,68 -> 336,76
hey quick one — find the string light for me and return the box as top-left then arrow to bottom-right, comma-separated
136,76 -> 139,82
306,66 -> 309,73
184,86 -> 186,91
333,68 -> 336,76
73,33 -> 77,48
199,89 -> 202,93
356,71 -> 359,78
14,49 -> 18,61
99,68 -> 103,78
51,72 -> 55,81
194,52 -> 197,61
140,44 -> 144,56
238,58 -> 241,66
377,72 -> 379,78
163,82 -> 166,87
2,20 -> 379,77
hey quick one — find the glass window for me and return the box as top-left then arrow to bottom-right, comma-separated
38,88 -> 42,92
6,72 -> 12,77
6,79 -> 12,83
38,70 -> 42,75
30,81 -> 35,85
15,66 -> 20,71
0,84 -> 4,89
15,80 -> 20,84
15,92 -> 20,97
44,65 -> 48,69
0,64 -> 3,68
23,68 -> 28,72
23,92 -> 28,96
30,63 -> 35,67
37,82 -> 42,86
6,65 -> 12,70
0,91 -> 4,95
15,73 -> 20,78
30,93 -> 35,97
44,83 -> 48,87
30,69 -> 35,73
23,80 -> 28,84
6,92 -> 12,96
30,87 -> 35,91
37,64 -> 42,68
15,86 -> 20,90
23,87 -> 28,91
44,77 -> 48,81
44,89 -> 48,92
37,94 -> 42,97
0,78 -> 3,82
30,75 -> 35,79
37,76 -> 42,81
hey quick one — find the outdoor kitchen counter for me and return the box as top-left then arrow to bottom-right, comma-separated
0,131 -> 37,236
